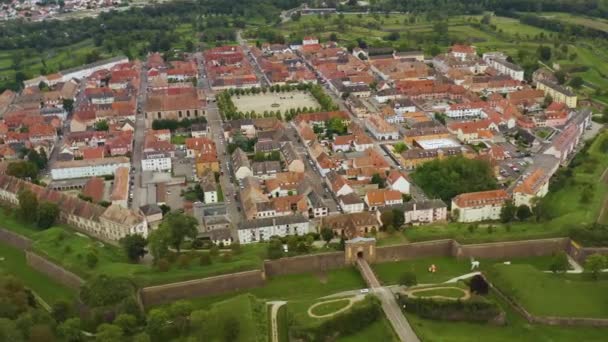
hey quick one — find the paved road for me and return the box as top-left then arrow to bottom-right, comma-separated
131,65 -> 149,209
268,301 -> 287,342
356,259 -> 420,342
195,54 -> 243,232
236,30 -> 270,87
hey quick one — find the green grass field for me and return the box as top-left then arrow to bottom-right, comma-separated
0,240 -> 76,305
336,317 -> 398,342
489,264 -> 608,318
407,290 -> 608,342
0,208 -> 268,287
193,294 -> 267,342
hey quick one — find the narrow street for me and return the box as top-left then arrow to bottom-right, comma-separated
131,66 -> 149,209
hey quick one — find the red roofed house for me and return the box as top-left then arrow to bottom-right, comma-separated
364,189 -> 403,210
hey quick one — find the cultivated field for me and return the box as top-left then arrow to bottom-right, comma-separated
232,91 -> 320,113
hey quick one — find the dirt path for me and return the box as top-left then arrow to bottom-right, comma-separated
268,301 -> 287,342
307,295 -> 364,319
405,286 -> 470,301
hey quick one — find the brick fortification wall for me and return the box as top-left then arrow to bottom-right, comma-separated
263,252 -> 346,277
454,238 -> 570,260
139,270 -> 265,307
0,228 -> 32,249
25,251 -> 84,290
375,240 -> 453,263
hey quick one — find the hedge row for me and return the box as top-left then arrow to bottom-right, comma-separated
290,296 -> 382,341
396,293 -> 501,323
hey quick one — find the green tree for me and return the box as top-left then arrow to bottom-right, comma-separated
411,157 -> 497,202
148,224 -> 170,261
516,205 -> 532,221
549,252 -> 569,274
132,332 -> 151,342
0,318 -> 23,342
159,212 -> 199,252
399,271 -> 417,287
62,99 -> 74,113
80,275 -> 135,307
86,252 -> 98,269
17,189 -> 38,223
500,200 -> 517,223
371,173 -> 386,188
569,76 -> 584,89
51,300 -> 72,323
57,318 -> 81,342
267,239 -> 283,259
114,314 -> 137,335
321,227 -> 334,244
393,142 -> 407,153
7,161 -> 39,180
145,309 -> 169,337
537,45 -> 552,61
28,324 -> 56,342
585,253 -> 606,280
37,201 -> 60,229
96,324 -> 123,342
119,234 -> 148,263
95,120 -> 109,131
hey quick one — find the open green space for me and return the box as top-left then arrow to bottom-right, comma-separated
373,255 -> 568,286
276,304 -> 289,342
0,208 -> 267,287
407,290 -> 608,342
193,294 -> 267,342
0,240 -> 76,305
336,317 -> 398,342
170,135 -> 188,145
488,264 -> 608,318
310,299 -> 351,316
540,12 -> 608,32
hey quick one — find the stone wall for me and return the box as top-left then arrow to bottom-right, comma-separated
263,252 -> 346,277
454,238 -> 570,260
375,240 -> 454,263
25,251 -> 84,290
0,228 -> 32,250
139,270 -> 266,307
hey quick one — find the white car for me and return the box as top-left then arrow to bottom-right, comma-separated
360,288 -> 370,294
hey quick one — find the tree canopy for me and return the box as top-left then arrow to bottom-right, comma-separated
411,157 -> 498,202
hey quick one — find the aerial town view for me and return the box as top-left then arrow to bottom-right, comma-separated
3,0 -> 608,341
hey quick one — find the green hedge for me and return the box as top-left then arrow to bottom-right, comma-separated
396,293 -> 501,322
290,296 -> 382,341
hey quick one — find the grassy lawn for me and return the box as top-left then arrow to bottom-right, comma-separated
488,264 -> 608,318
164,267 -> 366,310
0,240 -> 76,305
170,135 -> 188,145
407,290 -> 608,342
310,299 -> 351,316
336,317 -> 398,342
0,208 -> 268,287
276,304 -> 289,342
195,294 -> 267,342
373,255 -> 567,286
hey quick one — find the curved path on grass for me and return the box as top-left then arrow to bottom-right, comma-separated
405,286 -> 470,301
444,271 -> 480,283
268,301 -> 287,342
307,295 -> 364,319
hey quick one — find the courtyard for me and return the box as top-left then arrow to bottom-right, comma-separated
232,91 -> 320,114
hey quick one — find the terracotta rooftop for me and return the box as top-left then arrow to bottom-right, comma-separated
452,189 -> 509,208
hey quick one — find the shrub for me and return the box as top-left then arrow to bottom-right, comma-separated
221,253 -> 232,263
399,272 -> 417,287
156,259 -> 170,272
209,245 -> 220,257
396,294 -> 501,322
469,275 -> 489,295
177,254 -> 191,269
86,252 -> 98,269
199,253 -> 212,266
